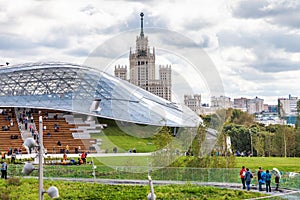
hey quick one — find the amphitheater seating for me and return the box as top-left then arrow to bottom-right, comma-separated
0,108 -> 27,155
33,110 -> 97,154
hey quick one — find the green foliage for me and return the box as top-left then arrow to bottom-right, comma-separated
201,108 -> 300,157
6,177 -> 21,186
229,109 -> 254,126
0,178 -> 267,200
224,124 -> 250,153
153,126 -> 172,149
170,155 -> 235,169
201,109 -> 226,131
190,125 -> 207,157
295,129 -> 300,157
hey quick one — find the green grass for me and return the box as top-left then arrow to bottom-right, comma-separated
93,155 -> 151,166
235,157 -> 300,172
91,120 -> 158,153
0,178 -> 267,200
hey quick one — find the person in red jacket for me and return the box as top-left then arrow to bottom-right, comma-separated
81,152 -> 86,164
240,166 -> 246,189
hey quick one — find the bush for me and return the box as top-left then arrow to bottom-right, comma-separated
0,193 -> 9,200
7,177 -> 21,186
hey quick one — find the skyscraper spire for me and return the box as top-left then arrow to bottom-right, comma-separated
140,12 -> 144,38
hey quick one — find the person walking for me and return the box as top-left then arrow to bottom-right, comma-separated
275,172 -> 280,191
1,161 -> 7,179
257,167 -> 263,191
240,166 -> 246,189
244,168 -> 253,191
265,170 -> 272,192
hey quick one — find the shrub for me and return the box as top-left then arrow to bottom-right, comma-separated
7,177 -> 21,186
0,193 -> 9,200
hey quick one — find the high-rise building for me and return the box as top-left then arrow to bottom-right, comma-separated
114,65 -> 127,80
278,94 -> 298,117
184,94 -> 202,114
210,95 -> 232,110
233,97 -> 248,111
233,97 -> 264,114
114,13 -> 172,101
247,97 -> 264,114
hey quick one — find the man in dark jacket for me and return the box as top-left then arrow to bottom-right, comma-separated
245,168 -> 253,191
1,161 -> 7,179
257,167 -> 263,191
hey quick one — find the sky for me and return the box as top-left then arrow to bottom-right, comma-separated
0,0 -> 300,105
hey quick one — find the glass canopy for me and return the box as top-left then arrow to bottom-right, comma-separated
0,62 -> 202,127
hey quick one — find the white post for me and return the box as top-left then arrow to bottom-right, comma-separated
148,175 -> 155,200
39,116 -> 44,200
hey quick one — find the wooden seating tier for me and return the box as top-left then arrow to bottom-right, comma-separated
0,109 -> 27,154
33,111 -> 97,154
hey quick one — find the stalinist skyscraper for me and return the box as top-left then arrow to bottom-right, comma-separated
114,12 -> 172,101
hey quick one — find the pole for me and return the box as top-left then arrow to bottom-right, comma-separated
250,129 -> 253,156
148,174 -> 155,200
39,116 -> 44,200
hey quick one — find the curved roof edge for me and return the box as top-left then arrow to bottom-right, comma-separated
0,62 -> 202,128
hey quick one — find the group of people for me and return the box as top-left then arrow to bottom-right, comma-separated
2,125 -> 11,131
6,147 -> 22,156
240,166 -> 280,192
62,152 -> 87,165
240,166 -> 253,191
128,148 -> 137,153
235,150 -> 253,157
54,123 -> 60,132
1,109 -> 14,129
10,134 -> 19,139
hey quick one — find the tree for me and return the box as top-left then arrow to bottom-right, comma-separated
295,100 -> 300,156
153,126 -> 172,149
152,126 -> 174,167
296,100 -> 300,129
190,125 -> 207,157
252,131 -> 265,156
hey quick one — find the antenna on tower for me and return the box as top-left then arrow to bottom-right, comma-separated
140,12 -> 144,38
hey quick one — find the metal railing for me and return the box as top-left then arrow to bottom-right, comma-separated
7,165 -> 300,190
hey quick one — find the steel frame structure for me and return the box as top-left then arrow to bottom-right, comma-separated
0,62 -> 201,127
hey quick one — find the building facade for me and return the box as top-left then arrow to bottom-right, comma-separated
114,65 -> 127,81
247,97 -> 264,114
233,97 -> 264,114
278,94 -> 298,117
184,94 -> 202,114
233,97 -> 248,111
114,13 -> 172,101
210,95 -> 232,110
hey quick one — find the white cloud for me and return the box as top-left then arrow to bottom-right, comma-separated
0,0 -> 299,104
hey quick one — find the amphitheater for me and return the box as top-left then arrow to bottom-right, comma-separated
0,62 -> 201,155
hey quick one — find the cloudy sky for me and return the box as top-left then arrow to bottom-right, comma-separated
1,0 -> 299,105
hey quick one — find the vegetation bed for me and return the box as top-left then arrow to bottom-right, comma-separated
0,178 -> 267,200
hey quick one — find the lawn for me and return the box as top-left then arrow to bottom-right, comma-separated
91,120 -> 158,153
0,178 -> 268,200
235,157 -> 300,172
